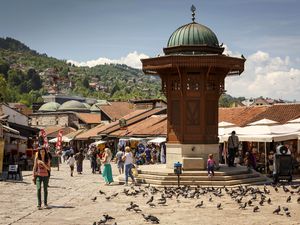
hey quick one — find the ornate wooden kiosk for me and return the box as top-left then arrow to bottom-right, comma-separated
141,6 -> 245,170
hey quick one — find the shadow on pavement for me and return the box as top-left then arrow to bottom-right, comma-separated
48,205 -> 75,209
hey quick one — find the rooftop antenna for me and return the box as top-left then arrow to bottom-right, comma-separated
191,5 -> 196,22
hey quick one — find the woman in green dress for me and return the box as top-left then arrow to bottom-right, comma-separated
101,148 -> 113,185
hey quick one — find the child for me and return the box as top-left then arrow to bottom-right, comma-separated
207,154 -> 216,177
67,153 -> 75,177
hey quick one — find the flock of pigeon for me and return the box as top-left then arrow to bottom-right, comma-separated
92,183 -> 300,225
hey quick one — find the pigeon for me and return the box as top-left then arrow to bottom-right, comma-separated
239,202 -> 247,209
158,198 -> 166,205
274,187 -> 279,192
297,197 -> 300,204
130,202 -> 139,209
111,193 -> 119,198
286,196 -> 291,203
195,201 -> 203,208
91,197 -> 97,202
282,206 -> 289,212
98,218 -> 107,224
285,211 -> 291,217
146,196 -> 154,204
267,198 -> 272,204
99,190 -> 106,195
209,196 -> 212,202
148,203 -> 156,208
248,200 -> 253,206
103,214 -> 115,221
273,206 -> 281,214
105,196 -> 111,201
217,203 -> 222,210
264,186 -> 270,194
142,214 -> 160,224
259,199 -> 264,206
133,208 -> 142,213
253,206 -> 259,212
283,186 -> 290,193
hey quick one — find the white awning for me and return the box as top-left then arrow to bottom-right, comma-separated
49,136 -> 72,143
90,140 -> 106,146
219,132 -> 300,143
148,137 -> 166,144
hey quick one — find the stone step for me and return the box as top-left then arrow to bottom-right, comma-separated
137,168 -> 250,176
137,172 -> 260,181
138,176 -> 267,186
118,165 -> 270,187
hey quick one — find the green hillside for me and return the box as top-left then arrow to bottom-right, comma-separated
0,37 -> 163,107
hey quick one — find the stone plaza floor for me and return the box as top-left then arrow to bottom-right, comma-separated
0,161 -> 300,225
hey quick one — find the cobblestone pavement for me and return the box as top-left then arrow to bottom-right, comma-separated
0,161 -> 300,225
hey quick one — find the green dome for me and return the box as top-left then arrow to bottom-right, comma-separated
167,22 -> 219,48
58,100 -> 89,111
38,102 -> 61,112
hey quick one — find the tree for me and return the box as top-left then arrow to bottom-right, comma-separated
82,76 -> 89,89
0,59 -> 9,79
0,74 -> 8,102
7,69 -> 22,87
31,71 -> 42,90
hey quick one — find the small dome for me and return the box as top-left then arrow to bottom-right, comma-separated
39,102 -> 61,112
58,100 -> 89,111
167,22 -> 219,48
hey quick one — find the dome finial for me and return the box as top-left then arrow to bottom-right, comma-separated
191,5 -> 196,22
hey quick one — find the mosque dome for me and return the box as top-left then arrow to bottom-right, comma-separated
58,100 -> 89,111
38,102 -> 61,112
167,22 -> 219,48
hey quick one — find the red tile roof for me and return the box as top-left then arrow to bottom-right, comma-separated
75,124 -> 106,140
76,113 -> 101,124
99,102 -> 136,120
102,108 -> 166,135
109,115 -> 167,137
75,109 -> 148,140
250,104 -> 300,124
43,126 -> 76,138
219,104 -> 300,126
219,106 -> 269,127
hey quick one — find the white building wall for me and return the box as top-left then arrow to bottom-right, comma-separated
1,104 -> 28,125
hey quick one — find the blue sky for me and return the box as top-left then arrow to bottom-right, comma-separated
1,0 -> 300,100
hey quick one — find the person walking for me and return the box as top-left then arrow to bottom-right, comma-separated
67,153 -> 75,177
32,147 -> 51,210
90,148 -> 97,174
101,148 -> 114,185
74,149 -> 84,174
122,146 -> 136,186
115,148 -> 124,174
227,131 -> 239,167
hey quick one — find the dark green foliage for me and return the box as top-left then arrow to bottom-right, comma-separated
0,37 -> 38,54
0,37 -> 244,107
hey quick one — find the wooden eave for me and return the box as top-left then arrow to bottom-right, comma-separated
141,55 -> 245,76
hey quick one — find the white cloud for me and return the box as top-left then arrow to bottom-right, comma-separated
225,50 -> 300,101
67,51 -> 149,69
